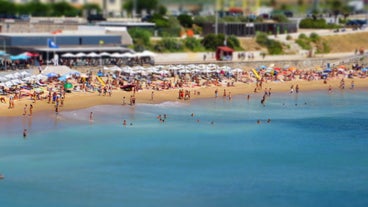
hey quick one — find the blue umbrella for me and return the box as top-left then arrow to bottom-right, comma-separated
58,75 -> 67,81
323,68 -> 332,73
47,72 -> 58,78
10,54 -> 30,61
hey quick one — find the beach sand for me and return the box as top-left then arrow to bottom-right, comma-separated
1,76 -> 367,117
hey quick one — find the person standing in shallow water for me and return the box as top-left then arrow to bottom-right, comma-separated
23,129 -> 27,138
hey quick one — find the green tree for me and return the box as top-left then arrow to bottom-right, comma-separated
177,14 -> 193,28
0,0 -> 16,15
123,0 -> 159,16
128,28 -> 152,51
157,5 -> 167,16
201,34 -> 226,51
83,3 -> 102,15
51,2 -> 79,17
26,1 -> 51,16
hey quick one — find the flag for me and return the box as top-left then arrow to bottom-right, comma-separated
48,38 -> 59,49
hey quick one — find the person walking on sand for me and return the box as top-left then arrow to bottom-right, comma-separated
29,104 -> 33,116
23,104 -> 28,116
90,112 -> 94,122
151,91 -> 154,101
289,85 -> 294,94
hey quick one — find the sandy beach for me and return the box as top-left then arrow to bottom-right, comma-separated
1,71 -> 367,117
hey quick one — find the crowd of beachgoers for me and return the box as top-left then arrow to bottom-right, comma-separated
0,60 -> 368,117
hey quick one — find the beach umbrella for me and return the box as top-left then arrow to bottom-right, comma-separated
64,83 -> 73,89
0,76 -> 7,81
58,75 -> 68,81
5,74 -> 15,80
99,52 -> 111,57
20,71 -> 30,76
86,52 -> 101,58
36,74 -> 48,81
61,53 -> 75,58
22,77 -> 32,81
47,72 -> 58,78
13,72 -> 21,78
324,68 -> 332,73
110,52 -> 122,58
75,52 -> 86,58
5,81 -> 14,87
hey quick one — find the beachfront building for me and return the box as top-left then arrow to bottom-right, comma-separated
10,0 -> 126,17
0,29 -> 133,66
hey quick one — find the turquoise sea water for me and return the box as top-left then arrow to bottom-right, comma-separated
1,89 -> 368,207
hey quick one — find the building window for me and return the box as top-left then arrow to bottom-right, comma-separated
109,0 -> 115,4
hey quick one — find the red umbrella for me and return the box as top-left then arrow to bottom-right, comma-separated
24,52 -> 40,57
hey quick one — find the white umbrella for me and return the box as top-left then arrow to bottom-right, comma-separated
13,72 -> 21,78
5,74 -> 15,80
0,76 -> 7,81
61,53 -> 75,58
75,52 -> 86,58
121,53 -> 135,58
232,68 -> 243,73
99,52 -> 111,57
20,71 -> 30,76
110,52 -> 121,58
136,51 -> 155,57
86,52 -> 101,58
5,81 -> 14,87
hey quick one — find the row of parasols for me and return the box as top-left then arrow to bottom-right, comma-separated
60,50 -> 155,58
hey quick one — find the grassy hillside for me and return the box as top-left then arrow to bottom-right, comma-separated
322,32 -> 368,53
236,32 -> 368,54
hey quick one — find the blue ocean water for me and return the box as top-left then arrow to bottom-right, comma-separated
1,90 -> 368,207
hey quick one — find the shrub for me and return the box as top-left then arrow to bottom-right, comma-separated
226,35 -> 242,50
299,18 -> 339,29
153,37 -> 184,52
128,28 -> 152,51
309,32 -> 320,43
183,37 -> 205,52
286,34 -> 293,40
201,34 -> 226,51
298,33 -> 308,39
256,32 -> 283,55
296,38 -> 311,50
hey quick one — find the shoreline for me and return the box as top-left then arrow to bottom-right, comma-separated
1,77 -> 367,117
